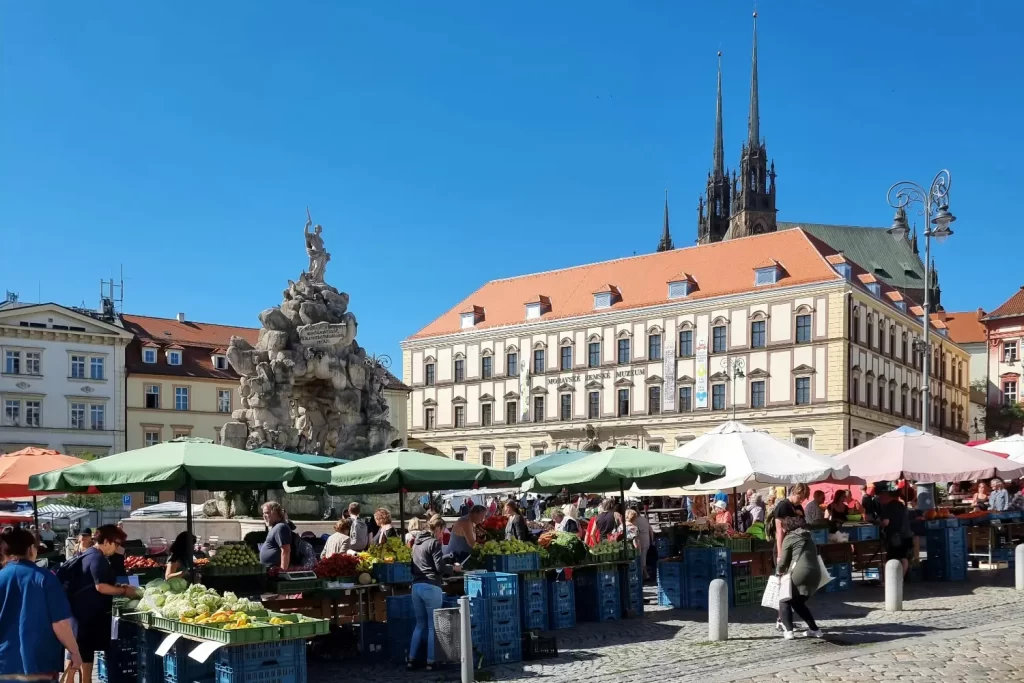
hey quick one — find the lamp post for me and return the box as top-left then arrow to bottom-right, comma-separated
886,170 -> 956,433
721,357 -> 745,420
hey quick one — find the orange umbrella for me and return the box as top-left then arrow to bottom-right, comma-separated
0,448 -> 91,498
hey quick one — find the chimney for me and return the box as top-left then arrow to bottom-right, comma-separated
977,307 -> 985,320
176,312 -> 186,323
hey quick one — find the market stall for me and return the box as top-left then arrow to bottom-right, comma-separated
0,447 -> 92,527
834,426 -> 1024,581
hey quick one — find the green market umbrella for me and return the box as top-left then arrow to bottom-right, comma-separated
523,446 -> 726,562
30,440 -> 332,573
503,448 -> 589,482
312,448 -> 516,525
253,448 -> 350,468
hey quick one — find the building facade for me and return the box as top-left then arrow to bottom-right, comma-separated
941,309 -> 988,439
979,289 -> 1024,437
402,230 -> 970,466
0,301 -> 133,455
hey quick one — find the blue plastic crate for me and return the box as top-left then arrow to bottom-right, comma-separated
655,536 -> 673,558
137,626 -> 164,683
387,617 -> 415,662
360,622 -> 389,661
845,525 -> 880,542
216,640 -> 303,673
485,552 -> 540,573
465,571 -> 519,599
550,579 -> 573,601
809,528 -> 829,545
486,639 -> 522,666
489,613 -> 521,644
551,606 -> 575,630
522,607 -> 547,631
486,596 -> 518,624
386,594 -> 414,620
215,657 -> 307,683
579,596 -> 621,622
520,577 -> 548,630
164,639 -> 216,683
657,559 -> 683,578
372,562 -> 413,584
549,580 -> 575,630
98,625 -> 140,683
442,595 -> 460,609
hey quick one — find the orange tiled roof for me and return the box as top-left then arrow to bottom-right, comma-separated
941,310 -> 987,344
121,314 -> 260,348
410,230 -> 842,339
984,287 -> 1024,321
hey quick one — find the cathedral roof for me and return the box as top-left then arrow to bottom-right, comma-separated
778,222 -> 927,295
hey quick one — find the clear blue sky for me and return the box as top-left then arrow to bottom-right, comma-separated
2,2 -> 1019,365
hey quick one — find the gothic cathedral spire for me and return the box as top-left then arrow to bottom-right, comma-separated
727,11 -> 777,240
697,52 -> 731,244
657,190 -> 674,252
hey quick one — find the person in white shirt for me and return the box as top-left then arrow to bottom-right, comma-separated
39,522 -> 56,544
804,490 -> 826,524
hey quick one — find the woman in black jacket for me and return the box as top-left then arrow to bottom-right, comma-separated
372,508 -> 400,546
409,515 -> 460,670
504,501 -> 532,542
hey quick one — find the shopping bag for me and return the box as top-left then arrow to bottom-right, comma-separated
760,575 -> 781,609
816,555 -> 834,590
778,572 -> 793,602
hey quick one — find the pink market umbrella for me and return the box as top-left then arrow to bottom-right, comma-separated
835,426 -> 1024,483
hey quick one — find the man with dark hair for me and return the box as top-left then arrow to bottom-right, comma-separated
878,485 -> 911,576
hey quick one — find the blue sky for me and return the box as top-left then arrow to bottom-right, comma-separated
2,2 -> 1019,365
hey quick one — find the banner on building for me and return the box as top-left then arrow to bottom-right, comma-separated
695,340 -> 708,409
663,344 -> 676,411
519,363 -> 530,421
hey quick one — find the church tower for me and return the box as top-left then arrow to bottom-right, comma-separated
728,12 -> 777,239
697,52 -> 731,244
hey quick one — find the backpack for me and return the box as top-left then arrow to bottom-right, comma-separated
291,535 -> 317,569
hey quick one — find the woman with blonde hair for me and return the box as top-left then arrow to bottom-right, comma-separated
406,517 -> 423,547
372,508 -> 400,546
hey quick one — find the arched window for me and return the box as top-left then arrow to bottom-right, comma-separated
866,313 -> 874,349
851,308 -> 861,344
889,326 -> 896,358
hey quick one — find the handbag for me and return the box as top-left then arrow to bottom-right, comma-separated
761,575 -> 782,609
816,555 -> 834,590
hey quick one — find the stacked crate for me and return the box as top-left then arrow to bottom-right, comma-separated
96,621 -> 140,683
518,572 -> 549,631
657,559 -> 685,608
824,562 -> 852,592
466,571 -> 522,666
619,557 -> 644,615
658,547 -> 732,609
214,640 -> 306,683
386,594 -> 416,662
574,565 -> 621,621
548,579 -> 576,630
163,638 -> 216,683
925,527 -> 967,581
655,535 -> 673,559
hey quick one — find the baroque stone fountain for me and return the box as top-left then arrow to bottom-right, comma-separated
215,210 -> 400,518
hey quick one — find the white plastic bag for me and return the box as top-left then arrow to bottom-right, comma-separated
761,575 -> 781,609
778,572 -> 793,602
817,555 -> 834,590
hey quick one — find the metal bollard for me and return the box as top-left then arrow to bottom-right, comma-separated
884,559 -> 903,612
708,578 -> 728,641
1016,545 -> 1024,592
459,595 -> 473,683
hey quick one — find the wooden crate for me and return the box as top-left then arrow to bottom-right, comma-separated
851,540 -> 885,577
818,542 -> 854,565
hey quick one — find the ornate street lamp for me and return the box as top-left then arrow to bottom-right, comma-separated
721,357 -> 745,420
886,170 -> 957,432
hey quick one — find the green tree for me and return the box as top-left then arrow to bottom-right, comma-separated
63,493 -> 124,510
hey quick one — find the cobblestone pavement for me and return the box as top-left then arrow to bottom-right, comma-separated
310,571 -> 1024,682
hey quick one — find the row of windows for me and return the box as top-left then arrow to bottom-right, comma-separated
144,426 -> 197,447
850,310 -> 965,387
422,377 -> 813,429
143,384 -> 232,413
3,350 -> 105,379
424,315 -> 814,386
852,376 -> 966,430
2,399 -> 106,430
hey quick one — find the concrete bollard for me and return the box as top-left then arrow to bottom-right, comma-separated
885,559 -> 903,612
708,578 -> 729,641
1016,544 -> 1024,592
459,595 -> 474,683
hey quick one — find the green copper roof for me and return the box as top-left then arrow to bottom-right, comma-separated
778,222 -> 926,292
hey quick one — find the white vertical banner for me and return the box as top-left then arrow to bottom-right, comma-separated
695,340 -> 709,409
663,345 -> 676,411
519,362 -> 530,421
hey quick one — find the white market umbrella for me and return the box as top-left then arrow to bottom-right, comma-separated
642,420 -> 851,495
836,426 -> 1024,483
974,434 -> 1024,464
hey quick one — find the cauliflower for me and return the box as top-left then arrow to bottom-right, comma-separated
180,608 -> 198,619
196,604 -> 210,615
222,592 -> 238,603
162,604 -> 183,620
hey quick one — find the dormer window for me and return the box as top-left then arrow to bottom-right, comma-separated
143,348 -> 157,364
668,273 -> 696,299
212,354 -> 228,371
167,350 -> 182,366
895,301 -> 907,312
460,305 -> 484,329
524,295 -> 551,320
592,285 -> 620,310
867,282 -> 881,297
754,264 -> 780,286
835,263 -> 851,280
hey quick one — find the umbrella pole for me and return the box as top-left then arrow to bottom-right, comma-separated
32,496 -> 39,531
398,473 -> 405,538
185,475 -> 195,583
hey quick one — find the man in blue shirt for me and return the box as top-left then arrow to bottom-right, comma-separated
0,528 -> 82,678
